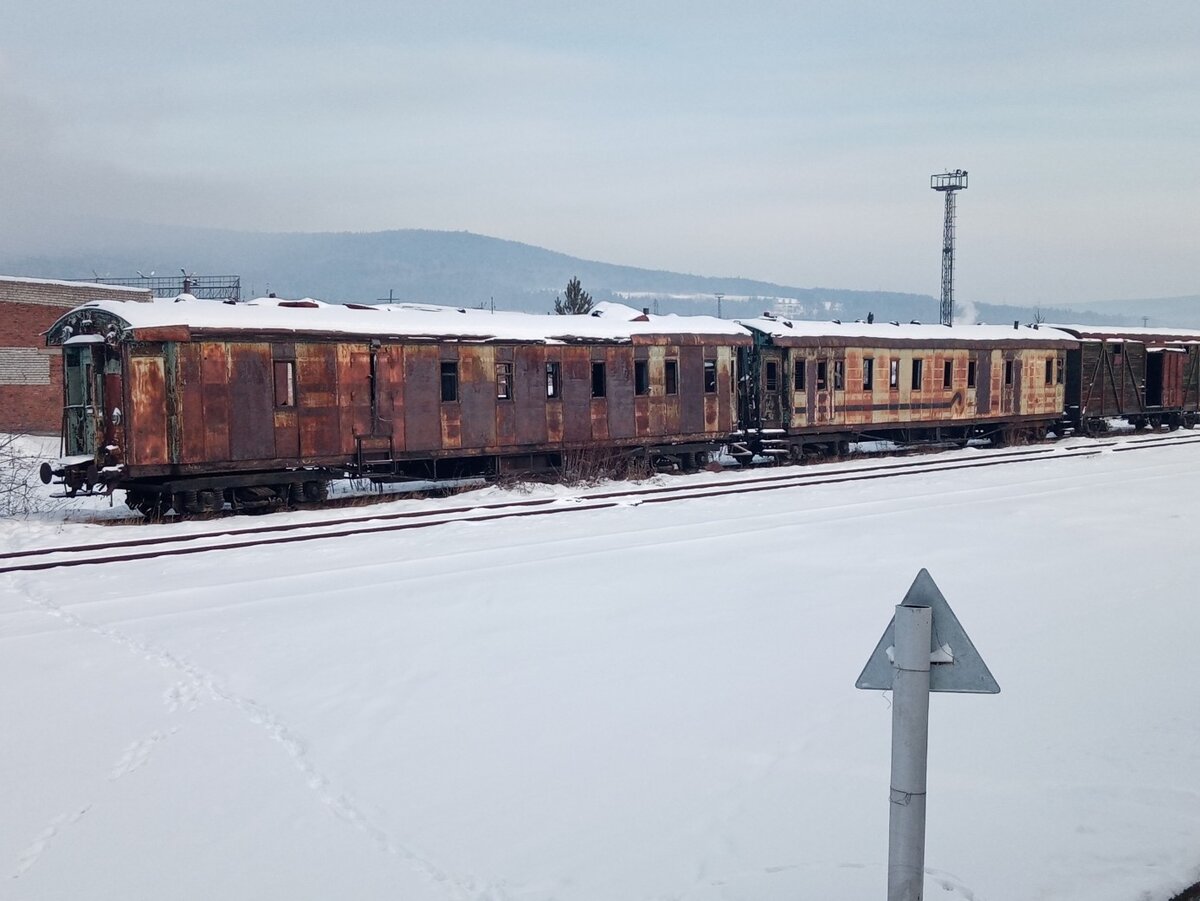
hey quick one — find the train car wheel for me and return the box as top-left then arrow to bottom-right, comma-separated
303,480 -> 329,503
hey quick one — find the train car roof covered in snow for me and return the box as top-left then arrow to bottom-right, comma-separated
1046,324 -> 1200,344
736,315 -> 1076,347
46,297 -> 753,346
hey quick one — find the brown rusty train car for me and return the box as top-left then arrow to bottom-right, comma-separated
733,316 -> 1075,460
42,298 -> 750,516
1050,325 -> 1200,434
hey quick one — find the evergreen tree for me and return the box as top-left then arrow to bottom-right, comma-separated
554,277 -> 593,315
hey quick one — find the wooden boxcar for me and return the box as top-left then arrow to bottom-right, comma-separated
733,316 -> 1075,459
42,298 -> 750,515
1050,325 -> 1200,434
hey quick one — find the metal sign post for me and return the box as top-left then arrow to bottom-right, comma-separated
856,570 -> 999,901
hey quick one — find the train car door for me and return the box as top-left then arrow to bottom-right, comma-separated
62,342 -> 100,456
760,350 -> 785,429
1146,348 -> 1185,408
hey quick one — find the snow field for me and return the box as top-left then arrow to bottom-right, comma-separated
1,437 -> 1199,900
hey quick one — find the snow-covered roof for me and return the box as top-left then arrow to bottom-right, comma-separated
48,296 -> 753,345
1047,323 -> 1200,344
736,315 -> 1076,345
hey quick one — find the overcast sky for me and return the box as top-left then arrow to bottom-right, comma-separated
2,2 -> 1197,305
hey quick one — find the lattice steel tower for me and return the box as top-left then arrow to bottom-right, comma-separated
931,170 -> 968,326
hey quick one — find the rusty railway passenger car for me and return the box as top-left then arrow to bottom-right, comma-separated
1050,325 -> 1200,434
733,316 -> 1075,460
42,297 -> 749,516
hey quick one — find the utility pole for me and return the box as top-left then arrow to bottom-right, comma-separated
715,292 -> 724,319
931,171 -> 968,327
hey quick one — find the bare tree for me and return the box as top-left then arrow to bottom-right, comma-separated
0,433 -> 45,517
554,277 -> 593,315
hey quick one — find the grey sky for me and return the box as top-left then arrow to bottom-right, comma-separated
2,2 -> 1197,305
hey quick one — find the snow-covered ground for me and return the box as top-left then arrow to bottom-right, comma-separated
2,434 -> 1199,900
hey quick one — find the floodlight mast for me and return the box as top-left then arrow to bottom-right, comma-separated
931,170 -> 968,326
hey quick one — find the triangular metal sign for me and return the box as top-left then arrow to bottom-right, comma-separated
855,569 -> 1000,694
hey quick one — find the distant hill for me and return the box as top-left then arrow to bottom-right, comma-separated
0,224 -> 1186,327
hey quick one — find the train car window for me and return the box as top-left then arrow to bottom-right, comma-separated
943,360 -> 953,389
967,360 -> 977,388
496,362 -> 513,400
665,360 -> 679,395
635,360 -> 650,396
1044,358 -> 1053,385
833,360 -> 845,390
889,359 -> 899,390
704,360 -> 717,393
765,361 -> 778,392
911,358 -> 923,390
793,360 -> 806,391
863,358 -> 874,390
546,362 -> 562,398
1056,356 -> 1064,385
591,362 -> 607,398
816,360 -> 828,390
441,361 -> 458,402
1005,359 -> 1014,385
1110,342 -> 1123,358
273,361 -> 296,407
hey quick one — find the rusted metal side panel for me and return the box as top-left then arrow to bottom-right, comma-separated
336,345 -> 373,451
228,343 -> 275,461
717,347 -> 735,432
789,350 -> 808,429
272,344 -> 300,460
545,349 -> 565,444
403,346 -> 441,452
1163,351 -> 1185,408
1124,345 -> 1147,412
457,345 -> 494,449
379,345 -> 405,449
976,351 -> 992,415
128,351 -> 168,465
606,347 -> 636,440
561,348 -> 592,443
297,343 -> 340,458
176,343 -> 207,463
200,343 -> 231,462
647,347 -> 666,436
679,345 -> 704,434
514,345 -> 547,445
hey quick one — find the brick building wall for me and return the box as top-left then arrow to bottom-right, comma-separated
0,277 -> 152,434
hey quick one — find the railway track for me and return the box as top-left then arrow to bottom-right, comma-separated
4,433 -> 1198,576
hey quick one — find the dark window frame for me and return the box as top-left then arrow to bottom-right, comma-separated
591,361 -> 607,398
967,360 -> 977,389
863,357 -> 874,391
546,361 -> 562,399
911,358 -> 924,390
1045,358 -> 1054,386
665,359 -> 679,396
889,359 -> 900,390
1005,358 -> 1014,386
440,361 -> 459,403
634,360 -> 650,396
496,361 -> 513,400
816,360 -> 828,390
943,360 -> 953,389
833,360 -> 845,390
703,359 -> 717,394
793,359 -> 806,391
764,360 -> 779,392
274,360 -> 296,408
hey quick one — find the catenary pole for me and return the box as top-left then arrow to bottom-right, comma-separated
888,603 -> 932,901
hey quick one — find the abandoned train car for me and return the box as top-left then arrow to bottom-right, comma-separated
732,315 -> 1075,460
41,297 -> 749,516
1049,324 -> 1200,434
